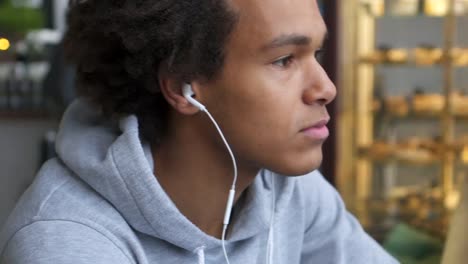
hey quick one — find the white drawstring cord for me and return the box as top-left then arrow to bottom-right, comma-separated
266,173 -> 276,264
194,246 -> 206,264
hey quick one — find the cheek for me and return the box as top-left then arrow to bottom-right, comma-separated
212,62 -> 312,161
222,68 -> 304,142
226,95 -> 299,166
229,82 -> 295,137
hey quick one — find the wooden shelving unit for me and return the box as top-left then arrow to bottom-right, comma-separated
338,0 -> 468,242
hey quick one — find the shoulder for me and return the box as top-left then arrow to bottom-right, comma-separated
2,158 -> 128,229
1,220 -> 133,264
0,158 -> 135,263
290,171 -> 399,263
288,170 -> 353,234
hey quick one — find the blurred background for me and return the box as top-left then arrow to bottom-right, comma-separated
1,0 -> 467,263
0,0 -> 72,229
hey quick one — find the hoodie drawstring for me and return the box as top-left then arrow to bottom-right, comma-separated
266,172 -> 276,264
195,246 -> 206,264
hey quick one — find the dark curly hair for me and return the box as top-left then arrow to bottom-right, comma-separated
63,0 -> 238,144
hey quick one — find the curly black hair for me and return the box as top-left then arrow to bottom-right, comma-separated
63,0 -> 238,144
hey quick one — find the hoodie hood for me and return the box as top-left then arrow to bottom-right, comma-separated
55,99 -> 294,252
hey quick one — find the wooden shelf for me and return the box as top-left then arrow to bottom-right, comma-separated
358,59 -> 468,67
358,144 -> 444,165
375,110 -> 468,120
360,2 -> 468,19
359,48 -> 468,67
365,14 -> 467,19
358,142 -> 468,166
373,99 -> 468,119
359,61 -> 442,67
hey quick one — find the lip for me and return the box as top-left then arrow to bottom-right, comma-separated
300,118 -> 330,140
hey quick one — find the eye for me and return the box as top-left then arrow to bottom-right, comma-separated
272,55 -> 294,68
315,49 -> 324,63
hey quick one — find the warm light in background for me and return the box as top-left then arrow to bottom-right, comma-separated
462,146 -> 468,164
0,38 -> 10,51
425,0 -> 449,16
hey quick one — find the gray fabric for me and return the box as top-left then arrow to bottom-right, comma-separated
0,99 -> 399,263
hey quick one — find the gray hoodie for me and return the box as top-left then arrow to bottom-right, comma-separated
0,99 -> 398,264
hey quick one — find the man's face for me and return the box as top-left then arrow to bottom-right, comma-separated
199,0 -> 336,175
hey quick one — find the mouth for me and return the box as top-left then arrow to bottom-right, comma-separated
300,118 -> 330,140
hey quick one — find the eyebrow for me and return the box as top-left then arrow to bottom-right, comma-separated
261,32 -> 328,51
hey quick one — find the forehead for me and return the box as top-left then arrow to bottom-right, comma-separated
228,0 -> 326,51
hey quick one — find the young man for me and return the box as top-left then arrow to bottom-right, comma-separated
0,0 -> 398,263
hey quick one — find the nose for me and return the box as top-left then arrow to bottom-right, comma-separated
302,60 -> 337,106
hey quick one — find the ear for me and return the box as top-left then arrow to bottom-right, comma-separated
158,72 -> 201,115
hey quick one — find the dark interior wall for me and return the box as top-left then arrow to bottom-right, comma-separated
321,1 -> 339,185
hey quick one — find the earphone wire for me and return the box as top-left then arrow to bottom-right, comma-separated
202,109 -> 237,264
222,227 -> 231,264
203,110 -> 238,188
187,86 -> 276,264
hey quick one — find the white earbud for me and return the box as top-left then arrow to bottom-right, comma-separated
182,83 -> 206,112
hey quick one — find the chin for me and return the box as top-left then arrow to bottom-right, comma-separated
270,148 -> 323,177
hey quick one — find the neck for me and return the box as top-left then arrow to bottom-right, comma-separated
152,112 -> 259,238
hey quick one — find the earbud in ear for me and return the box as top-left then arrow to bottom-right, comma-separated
182,83 -> 206,112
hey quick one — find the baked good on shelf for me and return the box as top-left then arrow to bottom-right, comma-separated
451,48 -> 468,66
455,135 -> 468,163
386,0 -> 419,16
386,48 -> 408,64
361,0 -> 385,16
451,92 -> 468,116
461,145 -> 468,164
395,138 -> 438,163
401,137 -> 439,151
361,47 -> 408,64
412,93 -> 444,114
411,91 -> 468,116
395,141 -> 438,164
384,96 -> 409,116
368,141 -> 395,159
454,0 -> 468,15
360,50 -> 386,64
414,46 -> 443,65
424,0 -> 449,16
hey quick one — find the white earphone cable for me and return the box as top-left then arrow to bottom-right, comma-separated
187,87 -> 275,264
203,110 -> 238,188
222,227 -> 231,264
202,109 -> 237,264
